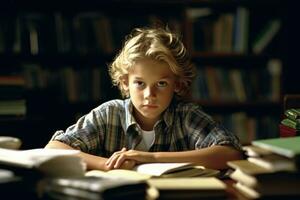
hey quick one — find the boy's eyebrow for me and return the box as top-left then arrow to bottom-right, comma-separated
160,76 -> 173,80
133,77 -> 143,80
133,76 -> 173,80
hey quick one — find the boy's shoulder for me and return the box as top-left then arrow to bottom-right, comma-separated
172,100 -> 213,118
173,100 -> 202,112
94,99 -> 128,112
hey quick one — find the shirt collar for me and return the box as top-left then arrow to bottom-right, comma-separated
124,99 -> 137,132
123,98 -> 176,133
162,98 -> 176,127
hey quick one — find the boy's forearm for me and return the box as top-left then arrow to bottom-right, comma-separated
45,141 -> 109,171
153,145 -> 242,169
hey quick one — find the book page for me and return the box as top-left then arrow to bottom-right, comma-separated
86,163 -> 219,181
0,148 -> 81,169
252,136 -> 300,158
134,163 -> 193,176
86,169 -> 151,181
21,149 -> 80,164
0,148 -> 85,178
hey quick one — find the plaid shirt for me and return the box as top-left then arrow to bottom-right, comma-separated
51,99 -> 241,157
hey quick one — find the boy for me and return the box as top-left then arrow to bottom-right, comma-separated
45,27 -> 242,171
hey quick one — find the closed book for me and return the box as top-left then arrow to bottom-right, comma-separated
228,160 -> 300,188
285,108 -> 300,122
243,145 -> 273,157
247,154 -> 297,172
0,136 -> 22,149
279,124 -> 299,137
230,167 -> 300,189
0,148 -> 85,177
280,128 -> 298,138
227,159 -> 299,177
234,181 -> 300,199
281,118 -> 300,130
251,136 -> 300,159
41,176 -> 147,200
147,177 -> 226,199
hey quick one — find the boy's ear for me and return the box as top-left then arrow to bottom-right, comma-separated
120,76 -> 129,91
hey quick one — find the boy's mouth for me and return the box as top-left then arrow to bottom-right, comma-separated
143,104 -> 158,108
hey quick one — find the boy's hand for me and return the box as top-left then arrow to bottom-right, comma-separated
105,148 -> 154,169
119,160 -> 136,170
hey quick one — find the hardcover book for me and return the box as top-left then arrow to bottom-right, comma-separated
228,160 -> 300,189
285,108 -> 300,122
251,136 -> 300,158
41,176 -> 147,200
147,177 -> 226,199
0,148 -> 85,177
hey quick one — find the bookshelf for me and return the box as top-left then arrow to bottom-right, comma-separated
184,0 -> 288,144
0,0 -> 290,148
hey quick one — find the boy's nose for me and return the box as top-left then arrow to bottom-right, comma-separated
144,86 -> 156,98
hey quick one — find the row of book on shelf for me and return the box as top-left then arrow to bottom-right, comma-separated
0,12 -> 181,55
192,59 -> 282,103
0,64 -> 107,116
186,7 -> 282,53
0,7 -> 281,55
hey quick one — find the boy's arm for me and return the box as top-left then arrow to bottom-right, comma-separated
45,141 -> 135,171
106,145 -> 242,170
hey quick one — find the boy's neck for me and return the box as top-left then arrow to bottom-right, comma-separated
133,109 -> 159,131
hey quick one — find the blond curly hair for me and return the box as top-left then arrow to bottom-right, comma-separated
109,27 -> 196,100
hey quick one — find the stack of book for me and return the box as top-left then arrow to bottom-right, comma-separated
280,108 -> 300,137
87,163 -> 226,200
228,136 -> 300,199
41,176 -> 148,200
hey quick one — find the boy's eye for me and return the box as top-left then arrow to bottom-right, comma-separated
157,81 -> 168,87
133,81 -> 145,87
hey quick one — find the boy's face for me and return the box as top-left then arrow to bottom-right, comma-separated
122,58 -> 179,130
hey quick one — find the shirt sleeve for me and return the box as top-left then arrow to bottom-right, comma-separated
197,123 -> 242,151
186,107 -> 242,151
50,108 -> 105,155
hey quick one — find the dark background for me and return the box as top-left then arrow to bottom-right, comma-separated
0,0 -> 298,149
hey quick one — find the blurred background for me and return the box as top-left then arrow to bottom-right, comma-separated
0,0 -> 297,148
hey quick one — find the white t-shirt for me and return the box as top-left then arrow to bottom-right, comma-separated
136,129 -> 155,151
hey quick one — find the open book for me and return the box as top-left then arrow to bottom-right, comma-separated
86,162 -> 220,181
0,148 -> 86,177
